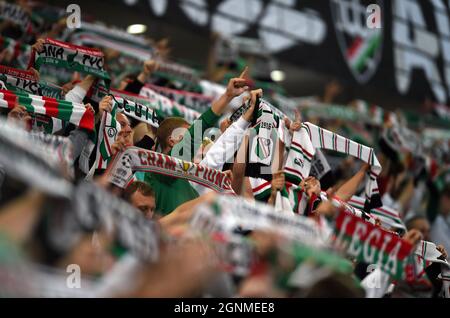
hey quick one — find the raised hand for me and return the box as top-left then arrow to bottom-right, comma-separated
225,66 -> 250,100
289,110 -> 302,133
99,95 -> 113,116
242,89 -> 262,122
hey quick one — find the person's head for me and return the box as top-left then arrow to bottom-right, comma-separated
302,177 -> 321,197
116,113 -> 133,143
124,181 -> 156,219
156,117 -> 189,154
303,273 -> 365,298
7,105 -> 32,131
405,215 -> 431,241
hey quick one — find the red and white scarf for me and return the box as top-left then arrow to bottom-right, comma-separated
107,146 -> 235,194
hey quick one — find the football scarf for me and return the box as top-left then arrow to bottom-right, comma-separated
0,1 -> 32,34
0,35 -> 31,65
0,65 -> 41,95
308,149 -> 334,190
29,131 -> 74,165
247,99 -> 279,178
0,67 -> 65,121
110,95 -> 160,128
285,122 -> 382,212
0,89 -> 94,131
28,38 -> 110,94
107,146 -> 234,194
0,118 -> 73,198
155,60 -> 200,86
145,84 -> 213,113
334,210 -> 413,279
190,195 -> 326,248
67,21 -> 153,61
414,241 -> 450,268
139,86 -> 201,123
403,241 -> 450,292
88,94 -> 162,174
355,99 -> 385,126
30,113 -> 63,134
347,196 -> 406,232
92,102 -> 121,171
73,181 -> 160,262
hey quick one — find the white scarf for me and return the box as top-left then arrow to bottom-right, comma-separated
284,122 -> 382,212
248,99 -> 279,166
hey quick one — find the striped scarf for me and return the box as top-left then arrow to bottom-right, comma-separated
93,103 -> 121,171
285,122 -> 382,212
67,21 -> 154,61
403,241 -> 450,291
139,86 -> 201,123
155,60 -> 200,86
89,94 -> 162,174
347,196 -> 406,231
145,84 -> 213,113
0,89 -> 95,131
107,146 -> 234,194
414,241 -> 450,268
0,66 -> 66,133
0,36 -> 31,65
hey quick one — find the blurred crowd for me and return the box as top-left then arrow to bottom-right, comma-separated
0,0 -> 448,298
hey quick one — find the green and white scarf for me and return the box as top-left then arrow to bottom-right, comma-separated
92,103 -> 121,171
110,95 -> 160,128
145,84 -> 213,113
249,99 -> 279,166
89,93 -> 161,173
29,38 -> 110,93
347,196 -> 406,232
191,195 -> 326,248
66,21 -> 154,61
139,86 -> 201,123
285,122 -> 382,212
0,35 -> 31,59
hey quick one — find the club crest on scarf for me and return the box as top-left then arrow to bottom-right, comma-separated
180,160 -> 193,173
330,0 -> 384,84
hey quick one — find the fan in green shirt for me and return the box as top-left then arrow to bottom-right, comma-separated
140,74 -> 250,215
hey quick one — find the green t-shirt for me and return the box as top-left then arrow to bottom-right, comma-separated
143,173 -> 199,216
142,108 -> 221,215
